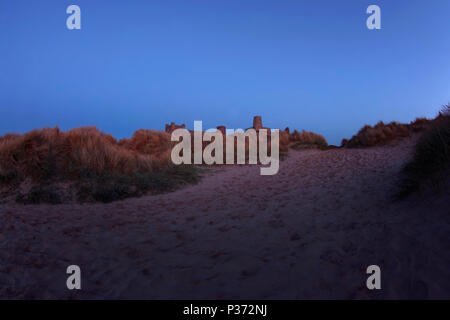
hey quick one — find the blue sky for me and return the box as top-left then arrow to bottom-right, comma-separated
0,0 -> 449,145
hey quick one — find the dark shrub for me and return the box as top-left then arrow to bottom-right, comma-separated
75,165 -> 200,203
0,170 -> 18,184
16,186 -> 62,204
397,105 -> 450,197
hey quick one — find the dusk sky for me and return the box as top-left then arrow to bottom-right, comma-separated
1,0 -> 449,145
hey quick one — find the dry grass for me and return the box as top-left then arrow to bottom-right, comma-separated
0,127 -> 198,203
342,117 -> 433,148
0,124 -> 328,203
119,129 -> 173,164
0,126 -> 326,181
289,129 -> 328,150
397,105 -> 450,198
410,117 -> 430,132
0,126 -> 153,181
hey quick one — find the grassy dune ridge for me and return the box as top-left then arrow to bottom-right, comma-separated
0,124 -> 327,204
341,117 -> 431,148
0,127 -> 195,203
1,107 -> 448,204
339,106 -> 450,197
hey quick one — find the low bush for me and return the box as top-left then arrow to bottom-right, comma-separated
16,186 -> 62,205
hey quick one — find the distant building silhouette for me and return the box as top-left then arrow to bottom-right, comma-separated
165,122 -> 185,133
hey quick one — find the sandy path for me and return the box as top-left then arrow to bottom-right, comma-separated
0,139 -> 449,299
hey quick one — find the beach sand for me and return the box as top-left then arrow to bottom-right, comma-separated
1,137 -> 449,299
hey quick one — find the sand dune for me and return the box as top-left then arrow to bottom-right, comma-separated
0,137 -> 449,299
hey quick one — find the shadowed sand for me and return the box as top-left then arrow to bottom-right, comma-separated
0,137 -> 449,299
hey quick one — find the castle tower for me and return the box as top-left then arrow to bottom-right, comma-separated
253,116 -> 262,130
216,126 -> 226,136
165,122 -> 185,133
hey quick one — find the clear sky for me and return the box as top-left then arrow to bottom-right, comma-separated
1,0 -> 449,145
